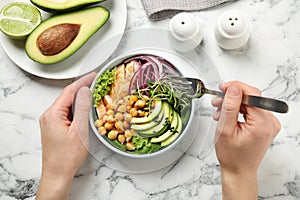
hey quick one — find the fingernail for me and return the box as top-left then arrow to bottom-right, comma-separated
213,110 -> 220,121
227,86 -> 240,96
219,83 -> 225,91
211,97 -> 223,106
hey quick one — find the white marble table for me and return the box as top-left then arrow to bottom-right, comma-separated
1,0 -> 300,199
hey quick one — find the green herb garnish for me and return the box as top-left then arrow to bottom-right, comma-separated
136,79 -> 191,114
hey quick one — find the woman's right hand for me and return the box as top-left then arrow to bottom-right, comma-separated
211,81 -> 281,200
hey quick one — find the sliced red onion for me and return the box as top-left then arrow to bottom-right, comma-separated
129,68 -> 140,93
127,55 -> 180,94
148,56 -> 163,78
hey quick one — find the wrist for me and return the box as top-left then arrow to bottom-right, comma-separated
36,172 -> 74,200
221,169 -> 258,200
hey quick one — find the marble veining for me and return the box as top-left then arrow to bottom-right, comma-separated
261,57 -> 299,100
1,0 -> 300,199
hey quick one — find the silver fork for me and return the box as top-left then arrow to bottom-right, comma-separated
164,76 -> 289,113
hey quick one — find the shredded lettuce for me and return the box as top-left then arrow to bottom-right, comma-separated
132,134 -> 149,150
131,134 -> 162,154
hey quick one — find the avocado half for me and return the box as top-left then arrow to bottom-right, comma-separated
25,6 -> 110,65
30,0 -> 106,12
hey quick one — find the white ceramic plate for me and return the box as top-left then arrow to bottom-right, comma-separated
0,0 -> 127,79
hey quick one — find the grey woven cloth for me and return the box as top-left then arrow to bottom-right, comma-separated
141,0 -> 229,21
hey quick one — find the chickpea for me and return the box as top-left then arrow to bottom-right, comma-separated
138,110 -> 146,117
94,119 -> 103,128
126,105 -> 132,113
104,122 -> 114,130
118,134 -> 125,144
98,126 -> 107,135
124,129 -> 131,135
117,99 -> 125,106
108,130 -> 118,140
106,109 -> 114,115
111,103 -> 118,111
126,142 -> 135,151
134,99 -> 146,109
123,96 -> 130,104
115,121 -> 124,132
106,104 -> 112,110
118,104 -> 127,113
130,107 -> 138,117
123,121 -> 130,129
124,130 -> 132,141
107,115 -> 115,123
128,100 -> 135,106
124,113 -> 132,122
151,101 -> 155,108
115,112 -> 124,121
102,115 -> 108,124
130,95 -> 138,102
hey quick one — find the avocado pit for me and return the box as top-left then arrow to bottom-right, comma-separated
37,23 -> 81,56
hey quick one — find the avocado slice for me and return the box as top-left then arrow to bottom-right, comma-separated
150,110 -> 179,143
130,109 -> 164,131
161,132 -> 179,147
131,100 -> 162,124
161,112 -> 183,147
25,6 -> 109,64
138,102 -> 173,138
30,0 -> 106,12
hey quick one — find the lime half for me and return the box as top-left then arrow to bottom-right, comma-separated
0,2 -> 42,39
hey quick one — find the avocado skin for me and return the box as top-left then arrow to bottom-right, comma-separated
25,6 -> 110,64
30,0 -> 107,13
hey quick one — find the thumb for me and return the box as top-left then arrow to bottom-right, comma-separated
73,86 -> 92,142
218,85 -> 243,135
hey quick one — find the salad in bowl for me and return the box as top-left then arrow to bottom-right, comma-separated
90,54 -> 193,157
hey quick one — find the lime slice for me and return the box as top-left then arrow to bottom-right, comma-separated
0,2 -> 42,39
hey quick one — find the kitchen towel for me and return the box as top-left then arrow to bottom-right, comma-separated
141,0 -> 229,21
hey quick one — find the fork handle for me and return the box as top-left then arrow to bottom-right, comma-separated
206,89 -> 289,113
242,95 -> 288,113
